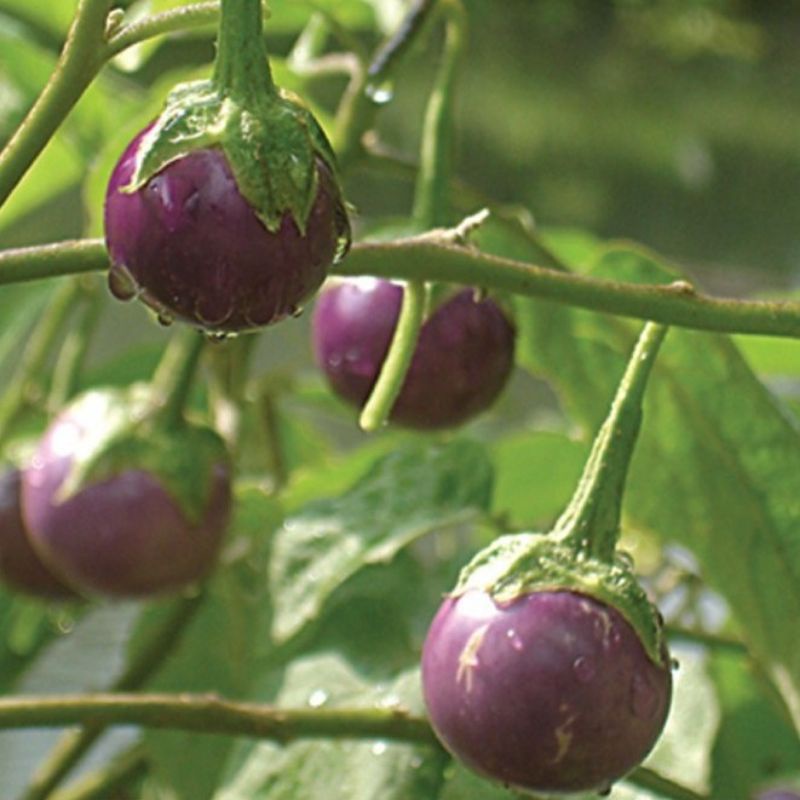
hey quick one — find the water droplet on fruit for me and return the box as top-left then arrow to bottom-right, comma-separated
505,628 -> 523,651
290,305 -> 304,318
630,673 -> 659,720
371,741 -> 387,756
156,310 -> 173,327
366,81 -> 394,105
205,331 -> 230,344
107,264 -> 139,302
573,655 -> 597,683
307,689 -> 328,708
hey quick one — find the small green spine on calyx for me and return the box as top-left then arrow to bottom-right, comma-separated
453,322 -> 670,665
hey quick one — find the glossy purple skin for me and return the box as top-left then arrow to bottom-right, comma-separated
311,280 -> 516,429
104,127 -> 348,331
0,469 -> 77,600
421,589 -> 672,793
21,413 -> 232,599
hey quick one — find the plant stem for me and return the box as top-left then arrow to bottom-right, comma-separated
47,281 -> 104,412
3,237 -> 800,339
627,766 -> 708,800
0,693 -> 440,747
212,0 -> 276,103
206,334 -> 258,451
553,323 -> 668,561
0,281 -> 81,447
22,594 -> 203,800
149,327 -> 207,429
103,2 -> 221,59
0,0 -> 112,208
50,743 -> 148,800
335,0 -> 437,167
412,0 -> 466,229
359,280 -> 427,431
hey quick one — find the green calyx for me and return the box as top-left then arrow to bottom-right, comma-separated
122,0 -> 341,234
55,386 -> 230,525
451,322 -> 671,666
451,532 -> 668,666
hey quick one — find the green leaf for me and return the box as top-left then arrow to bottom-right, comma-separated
269,439 -> 494,643
217,654 -> 446,800
709,650 -> 800,799
490,430 -> 588,529
139,485 -> 282,800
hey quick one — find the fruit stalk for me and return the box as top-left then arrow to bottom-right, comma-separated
149,327 -> 208,429
412,0 -> 466,230
212,0 -> 276,103
553,321 -> 668,562
359,280 -> 427,432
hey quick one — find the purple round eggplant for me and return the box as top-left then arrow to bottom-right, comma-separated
421,588 -> 672,793
104,127 -> 349,332
21,402 -> 232,599
311,279 -> 516,429
0,469 -> 77,600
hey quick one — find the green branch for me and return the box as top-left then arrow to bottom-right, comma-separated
23,595 -> 204,800
0,693 -> 440,747
4,237 -> 800,339
0,0 -> 112,208
103,2 -> 221,59
0,1 -> 225,208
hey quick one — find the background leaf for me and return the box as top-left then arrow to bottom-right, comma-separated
269,439 -> 494,643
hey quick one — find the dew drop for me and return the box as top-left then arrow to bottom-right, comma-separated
573,655 -> 597,683
156,310 -> 173,327
107,264 -> 139,302
365,81 -> 394,105
307,689 -> 328,708
371,741 -> 387,756
290,305 -> 304,319
505,628 -> 524,652
629,673 -> 659,720
205,331 -> 230,344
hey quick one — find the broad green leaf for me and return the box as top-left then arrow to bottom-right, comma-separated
709,650 -> 800,799
139,485 -> 282,800
269,439 -> 494,643
490,430 -> 588,529
733,334 -> 800,379
217,654 -> 446,800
